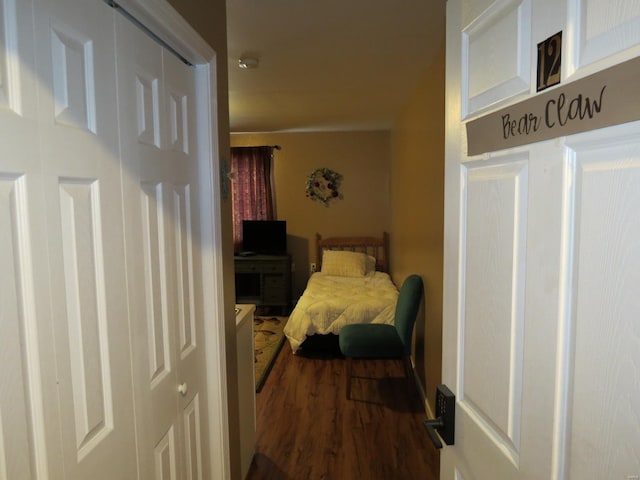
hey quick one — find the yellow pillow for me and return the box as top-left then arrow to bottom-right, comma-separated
321,250 -> 367,277
365,255 -> 377,274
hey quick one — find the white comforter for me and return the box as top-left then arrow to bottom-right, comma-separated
284,271 -> 399,352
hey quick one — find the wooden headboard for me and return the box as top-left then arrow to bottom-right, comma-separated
316,232 -> 390,273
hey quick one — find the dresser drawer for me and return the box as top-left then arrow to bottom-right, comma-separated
234,262 -> 261,273
259,262 -> 287,274
234,260 -> 287,274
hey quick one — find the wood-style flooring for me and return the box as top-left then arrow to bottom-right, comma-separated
246,338 -> 440,480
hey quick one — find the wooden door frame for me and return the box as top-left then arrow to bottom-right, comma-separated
115,1 -> 230,477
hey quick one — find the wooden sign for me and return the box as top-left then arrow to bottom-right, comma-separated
466,55 -> 640,156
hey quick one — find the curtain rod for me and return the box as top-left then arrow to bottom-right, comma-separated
231,145 -> 281,150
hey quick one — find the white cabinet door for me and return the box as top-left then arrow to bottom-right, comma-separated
443,0 -> 640,479
235,305 -> 256,480
115,14 -> 210,480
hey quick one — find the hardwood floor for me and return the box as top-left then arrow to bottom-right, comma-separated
246,338 -> 440,480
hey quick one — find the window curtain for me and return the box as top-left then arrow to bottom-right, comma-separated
230,146 -> 275,251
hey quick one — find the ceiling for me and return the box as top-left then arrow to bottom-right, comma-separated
226,0 -> 445,133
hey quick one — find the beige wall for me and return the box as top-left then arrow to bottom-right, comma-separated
390,40 -> 445,411
231,131 -> 392,298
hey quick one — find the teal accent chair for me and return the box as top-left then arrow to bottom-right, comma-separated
339,274 -> 424,400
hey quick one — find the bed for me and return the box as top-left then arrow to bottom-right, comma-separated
283,233 -> 399,353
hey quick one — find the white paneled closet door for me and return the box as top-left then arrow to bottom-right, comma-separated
32,0 -> 139,477
115,13 -> 210,480
0,0 -> 50,478
443,0 -> 640,479
0,1 -> 222,479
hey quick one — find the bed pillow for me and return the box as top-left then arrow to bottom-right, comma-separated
321,250 -> 367,277
365,255 -> 377,274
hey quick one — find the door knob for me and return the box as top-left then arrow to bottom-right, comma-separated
178,382 -> 188,396
423,384 -> 455,449
424,417 -> 445,449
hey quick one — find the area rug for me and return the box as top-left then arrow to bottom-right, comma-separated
254,316 -> 288,392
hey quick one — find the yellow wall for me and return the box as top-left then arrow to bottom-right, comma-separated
231,131 -> 392,298
158,0 -> 445,473
389,38 -> 445,411
230,45 -> 446,415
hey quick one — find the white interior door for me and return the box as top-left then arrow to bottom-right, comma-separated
32,0 -> 139,477
116,13 -> 210,480
443,0 -> 640,479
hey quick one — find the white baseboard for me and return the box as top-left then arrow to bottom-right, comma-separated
410,360 -> 434,419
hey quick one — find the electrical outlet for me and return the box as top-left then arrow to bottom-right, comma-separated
310,263 -> 317,273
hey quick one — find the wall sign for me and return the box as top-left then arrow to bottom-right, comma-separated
466,55 -> 640,156
537,31 -> 562,92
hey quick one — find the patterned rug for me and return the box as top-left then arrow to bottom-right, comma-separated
254,316 -> 288,392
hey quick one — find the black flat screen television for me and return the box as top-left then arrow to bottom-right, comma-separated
241,220 -> 287,255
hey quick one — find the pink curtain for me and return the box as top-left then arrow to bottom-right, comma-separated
231,146 -> 275,251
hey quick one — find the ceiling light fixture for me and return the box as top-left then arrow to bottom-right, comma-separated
238,57 -> 259,69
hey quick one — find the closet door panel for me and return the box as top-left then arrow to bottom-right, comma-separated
141,181 -> 173,390
116,15 -> 182,479
154,427 -> 178,480
183,395 -> 203,480
33,0 -> 137,477
117,14 -> 210,479
163,47 -> 209,480
0,177 -> 35,480
0,0 -> 55,478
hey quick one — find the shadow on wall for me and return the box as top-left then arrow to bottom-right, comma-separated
413,296 -> 427,390
287,235 -> 310,303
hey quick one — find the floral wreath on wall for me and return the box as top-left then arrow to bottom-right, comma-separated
305,168 -> 344,207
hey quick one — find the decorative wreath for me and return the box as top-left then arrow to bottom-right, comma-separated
305,168 -> 344,207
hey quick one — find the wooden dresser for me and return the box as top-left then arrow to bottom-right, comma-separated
234,254 -> 291,314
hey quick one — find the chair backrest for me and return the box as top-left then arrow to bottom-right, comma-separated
394,275 -> 424,355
